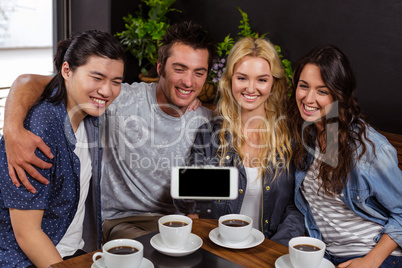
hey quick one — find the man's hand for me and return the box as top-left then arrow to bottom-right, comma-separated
3,74 -> 53,193
4,128 -> 53,194
187,214 -> 200,220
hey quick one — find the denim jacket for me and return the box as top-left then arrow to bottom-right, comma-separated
177,119 -> 305,246
294,126 -> 402,248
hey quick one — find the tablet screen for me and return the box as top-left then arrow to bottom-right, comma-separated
178,168 -> 231,197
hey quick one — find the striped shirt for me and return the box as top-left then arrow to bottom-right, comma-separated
302,145 -> 402,257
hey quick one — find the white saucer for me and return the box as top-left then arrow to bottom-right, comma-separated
208,227 -> 264,249
91,257 -> 154,268
275,254 -> 334,268
150,233 -> 203,257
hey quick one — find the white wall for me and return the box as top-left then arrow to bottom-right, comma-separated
0,0 -> 52,48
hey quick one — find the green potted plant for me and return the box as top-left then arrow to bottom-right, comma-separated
116,0 -> 180,81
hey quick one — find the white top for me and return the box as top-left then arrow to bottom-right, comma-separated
240,167 -> 262,230
56,121 -> 92,257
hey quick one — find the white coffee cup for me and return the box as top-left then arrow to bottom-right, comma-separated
92,239 -> 143,268
158,214 -> 192,249
288,236 -> 326,268
218,214 -> 253,244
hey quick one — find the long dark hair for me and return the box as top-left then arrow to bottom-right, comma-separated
287,45 -> 374,194
40,30 -> 125,105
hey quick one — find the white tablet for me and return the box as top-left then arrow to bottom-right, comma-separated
171,166 -> 238,200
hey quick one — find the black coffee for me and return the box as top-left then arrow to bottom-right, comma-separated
107,246 -> 138,255
293,244 -> 321,252
163,221 -> 188,227
222,219 -> 249,227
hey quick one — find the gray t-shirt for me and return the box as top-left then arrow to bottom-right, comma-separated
100,82 -> 212,220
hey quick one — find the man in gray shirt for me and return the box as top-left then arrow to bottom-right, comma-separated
3,22 -> 215,242
101,81 -> 211,241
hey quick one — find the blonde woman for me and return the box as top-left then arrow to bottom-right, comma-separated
180,37 -> 304,245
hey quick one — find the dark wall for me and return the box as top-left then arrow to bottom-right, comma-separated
170,0 -> 402,134
67,0 -> 141,83
70,0 -> 110,34
69,0 -> 402,134
110,0 -> 143,83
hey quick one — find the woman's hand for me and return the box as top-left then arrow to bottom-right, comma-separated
337,234 -> 397,268
337,257 -> 377,268
187,98 -> 202,111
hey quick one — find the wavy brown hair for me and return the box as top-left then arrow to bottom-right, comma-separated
287,45 -> 374,195
217,37 -> 293,180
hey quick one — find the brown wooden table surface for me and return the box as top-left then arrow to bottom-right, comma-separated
49,218 -> 288,268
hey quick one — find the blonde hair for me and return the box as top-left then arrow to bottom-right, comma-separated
216,37 -> 292,180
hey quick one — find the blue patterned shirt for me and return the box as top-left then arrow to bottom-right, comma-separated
0,100 -> 99,268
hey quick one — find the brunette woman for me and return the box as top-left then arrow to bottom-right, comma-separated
288,45 -> 402,268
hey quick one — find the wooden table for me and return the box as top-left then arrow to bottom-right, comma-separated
49,219 -> 288,268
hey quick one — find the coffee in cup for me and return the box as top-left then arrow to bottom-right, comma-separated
218,214 -> 252,244
92,239 -> 143,268
107,246 -> 139,255
163,221 -> 188,227
222,219 -> 249,227
158,214 -> 192,249
288,236 -> 326,268
293,244 -> 321,251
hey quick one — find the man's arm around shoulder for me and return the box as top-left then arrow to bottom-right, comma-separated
3,74 -> 54,193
